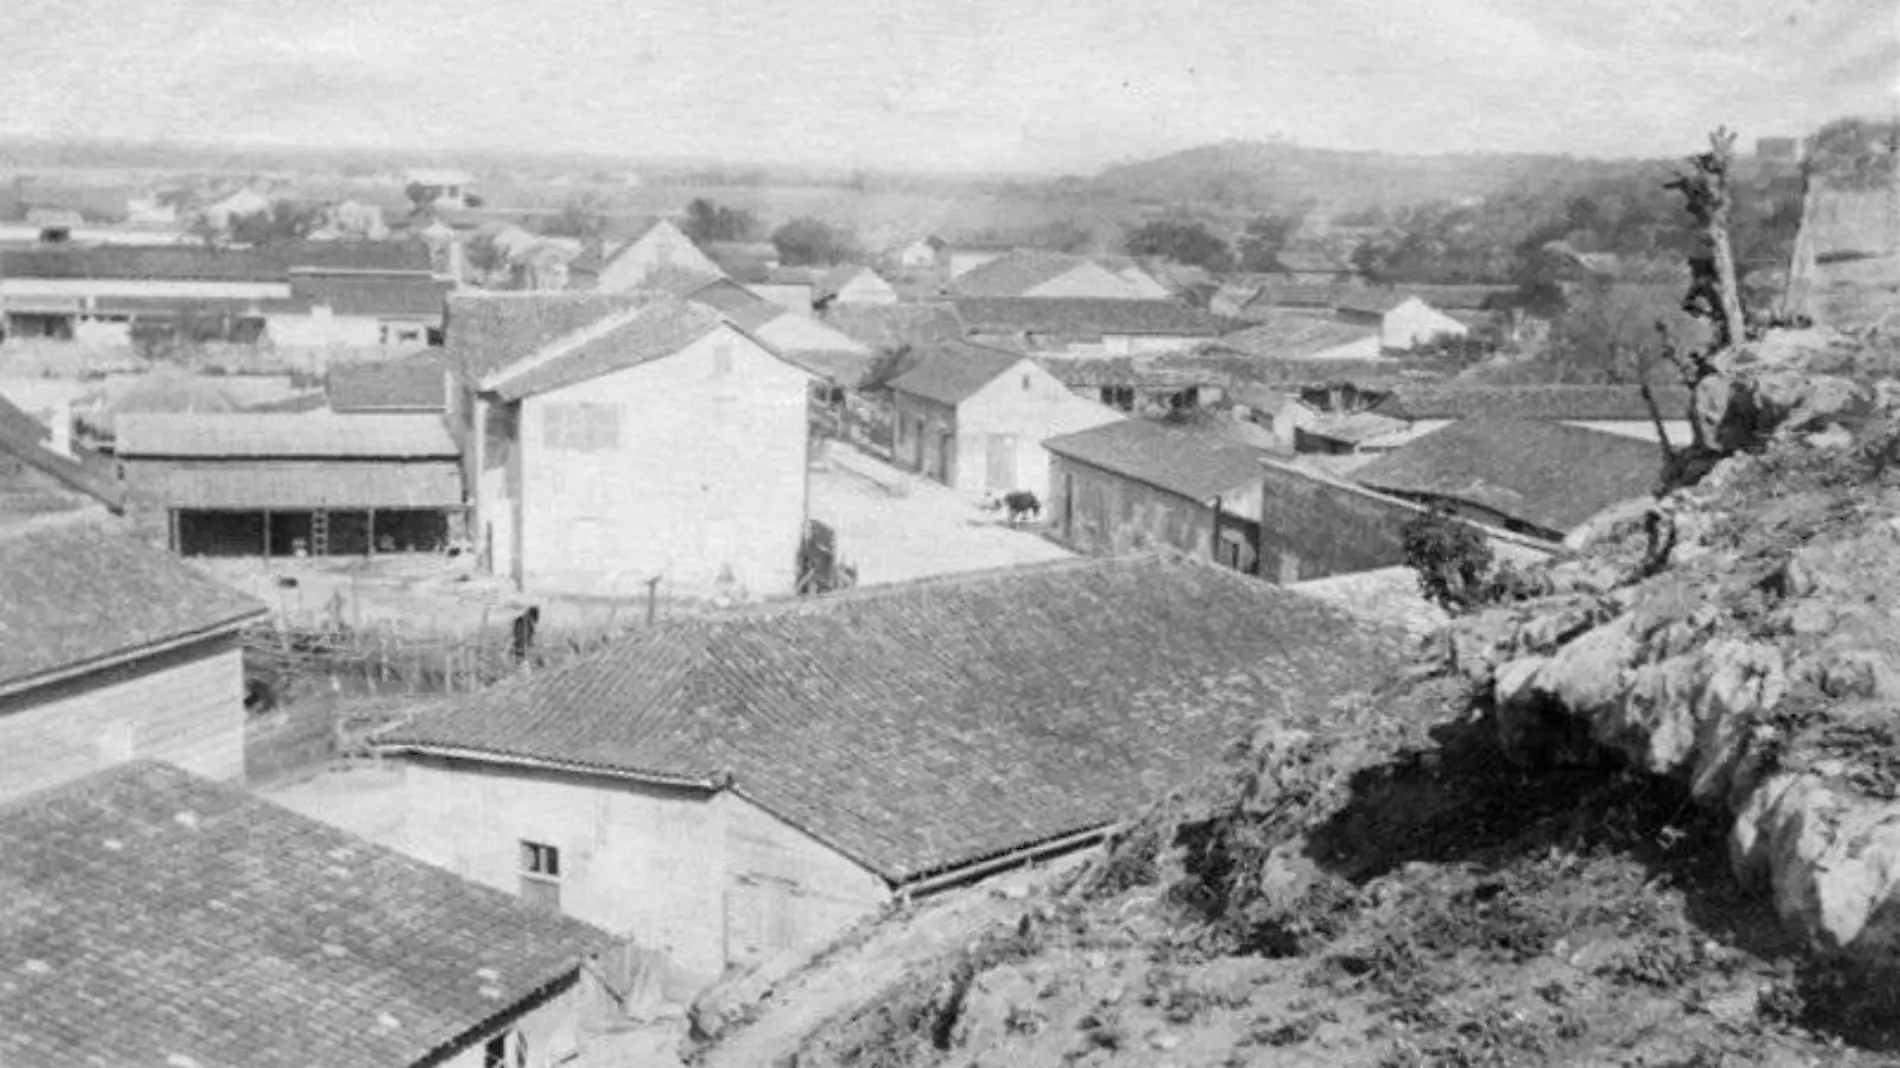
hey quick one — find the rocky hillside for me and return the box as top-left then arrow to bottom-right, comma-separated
680,325 -> 1900,1068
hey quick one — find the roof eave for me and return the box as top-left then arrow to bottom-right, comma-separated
372,742 -> 723,792
0,605 -> 268,702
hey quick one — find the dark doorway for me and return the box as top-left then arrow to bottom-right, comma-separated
178,510 -> 266,557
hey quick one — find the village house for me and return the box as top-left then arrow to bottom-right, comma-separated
0,509 -> 265,802
1209,317 -> 1385,363
0,241 -> 435,343
1043,418 -> 1277,574
115,412 -> 465,557
896,235 -> 945,271
955,297 -> 1240,357
1092,255 -> 1174,298
374,554 -> 1402,986
1263,247 -> 1358,285
1256,455 -> 1554,586
569,219 -> 725,293
406,166 -> 478,206
750,268 -> 817,314
938,243 -> 1011,280
814,265 -> 900,308
1334,292 -> 1470,350
951,249 -> 1153,300
0,761 -> 621,1068
1349,417 -> 1665,543
819,302 -> 966,357
702,241 -> 782,283
264,270 -> 454,349
443,291 -> 814,600
887,341 -> 1124,499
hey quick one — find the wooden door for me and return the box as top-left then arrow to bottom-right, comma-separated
985,434 -> 1017,492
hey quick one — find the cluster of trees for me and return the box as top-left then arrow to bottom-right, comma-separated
682,198 -> 759,244
542,195 -> 607,239
770,216 -> 857,266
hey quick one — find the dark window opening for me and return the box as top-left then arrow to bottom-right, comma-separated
519,839 -> 561,912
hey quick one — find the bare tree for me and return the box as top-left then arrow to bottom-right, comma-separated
1666,127 -> 1747,351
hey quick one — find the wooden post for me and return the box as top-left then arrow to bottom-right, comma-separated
167,509 -> 180,553
262,509 -> 272,558
367,507 -> 377,559
645,575 -> 662,626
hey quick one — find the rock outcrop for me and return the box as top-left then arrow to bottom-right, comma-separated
1434,327 -> 1900,968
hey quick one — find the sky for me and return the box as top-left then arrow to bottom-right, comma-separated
2,0 -> 1895,174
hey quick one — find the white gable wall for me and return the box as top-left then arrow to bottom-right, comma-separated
515,324 -> 810,599
957,360 -> 1125,499
399,756 -> 890,987
0,636 -> 246,803
1115,267 -> 1172,299
1023,263 -> 1144,300
832,270 -> 898,305
1380,298 -> 1469,350
595,222 -> 724,293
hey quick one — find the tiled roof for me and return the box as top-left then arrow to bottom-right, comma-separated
887,342 -> 1025,406
747,313 -> 872,385
0,518 -> 264,692
487,298 -> 725,401
0,393 -> 51,445
955,297 -> 1240,338
820,303 -> 965,352
1270,248 -> 1353,274
1212,318 -> 1382,361
1368,383 -> 1697,422
1302,410 -> 1412,446
950,249 -> 1100,297
0,761 -> 614,1068
1351,418 -> 1663,536
287,272 -> 453,318
328,353 -> 450,412
0,241 -> 431,282
1337,284 -> 1520,315
440,290 -> 657,383
379,555 -> 1401,884
1044,418 -> 1278,500
642,265 -> 730,299
679,277 -> 770,317
115,413 -> 457,459
1245,281 -> 1349,309
128,457 -> 464,510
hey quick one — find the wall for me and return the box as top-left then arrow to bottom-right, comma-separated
890,392 -> 957,485
1256,459 -> 1555,584
399,758 -> 889,987
265,309 -> 382,349
833,272 -> 898,305
595,223 -> 723,293
516,324 -> 810,599
1380,300 -> 1468,349
956,361 -> 1124,499
1047,454 -> 1215,560
0,636 -> 246,803
1023,263 -> 1142,300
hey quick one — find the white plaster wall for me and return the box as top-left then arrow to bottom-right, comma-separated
265,311 -> 382,349
1380,300 -> 1469,349
0,639 -> 246,803
1023,263 -> 1143,300
400,759 -> 888,985
833,272 -> 898,305
516,325 -> 810,599
957,361 -> 1124,499
595,223 -> 723,293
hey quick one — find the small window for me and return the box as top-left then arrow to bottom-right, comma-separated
519,840 -> 561,912
521,840 -> 560,877
483,1029 -> 525,1068
1022,373 -> 1031,391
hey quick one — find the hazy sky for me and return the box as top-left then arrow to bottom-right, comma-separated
4,0 -> 1895,173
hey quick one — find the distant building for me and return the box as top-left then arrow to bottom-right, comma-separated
1263,247 -> 1357,285
404,167 -> 476,204
954,296 -> 1240,357
443,291 -> 815,600
952,249 -> 1151,300
0,513 -> 265,803
264,270 -> 453,348
115,412 -> 466,558
0,761 -> 622,1068
1334,291 -> 1470,350
375,555 -> 1401,984
815,265 -> 900,308
887,341 -> 1124,499
571,220 -> 725,294
896,235 -> 944,270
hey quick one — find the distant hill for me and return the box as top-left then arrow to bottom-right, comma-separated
1081,139 -> 1671,213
